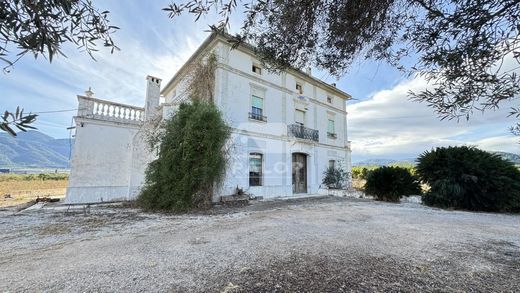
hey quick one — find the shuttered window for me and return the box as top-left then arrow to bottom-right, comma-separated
295,110 -> 305,126
328,119 -> 335,133
252,95 -> 263,116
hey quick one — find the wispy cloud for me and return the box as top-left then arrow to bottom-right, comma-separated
1,1 -> 213,138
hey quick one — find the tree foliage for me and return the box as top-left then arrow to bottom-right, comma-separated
138,101 -> 230,212
416,146 -> 520,212
0,107 -> 37,136
165,0 -> 520,132
365,166 -> 422,202
0,0 -> 119,71
322,164 -> 347,189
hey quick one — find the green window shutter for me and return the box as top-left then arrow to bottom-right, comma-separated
252,95 -> 263,109
328,119 -> 335,133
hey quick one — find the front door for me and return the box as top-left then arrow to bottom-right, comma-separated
292,153 -> 307,193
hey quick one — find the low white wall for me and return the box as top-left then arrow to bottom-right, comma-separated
65,118 -> 141,204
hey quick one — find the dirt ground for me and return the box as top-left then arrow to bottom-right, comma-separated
0,179 -> 67,207
0,196 -> 519,292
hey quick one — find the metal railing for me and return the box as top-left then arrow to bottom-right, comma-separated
248,112 -> 267,122
287,124 -> 319,142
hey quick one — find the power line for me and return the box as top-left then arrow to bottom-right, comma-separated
33,109 -> 79,114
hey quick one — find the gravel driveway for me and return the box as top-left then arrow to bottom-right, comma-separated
0,196 -> 519,292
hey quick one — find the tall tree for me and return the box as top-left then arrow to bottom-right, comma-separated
165,0 -> 520,133
0,0 -> 119,71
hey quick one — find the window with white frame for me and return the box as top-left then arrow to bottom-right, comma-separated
295,109 -> 305,126
327,96 -> 333,103
249,153 -> 263,186
252,64 -> 262,75
329,160 -> 336,169
296,83 -> 303,94
250,95 -> 265,121
327,117 -> 336,138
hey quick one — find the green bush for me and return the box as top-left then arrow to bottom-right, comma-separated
416,146 -> 520,212
138,101 -> 230,212
322,165 -> 347,189
352,166 -> 377,179
365,166 -> 422,202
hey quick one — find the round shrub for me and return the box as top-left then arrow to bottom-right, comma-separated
365,166 -> 422,202
322,165 -> 347,189
138,101 -> 230,212
416,146 -> 520,212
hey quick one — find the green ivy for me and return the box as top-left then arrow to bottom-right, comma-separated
138,101 -> 230,212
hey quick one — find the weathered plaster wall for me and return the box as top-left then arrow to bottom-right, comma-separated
66,34 -> 352,204
65,119 -> 140,203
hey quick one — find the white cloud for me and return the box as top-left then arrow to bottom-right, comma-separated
348,77 -> 519,161
1,2 -> 213,138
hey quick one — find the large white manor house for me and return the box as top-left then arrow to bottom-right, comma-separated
66,32 -> 353,203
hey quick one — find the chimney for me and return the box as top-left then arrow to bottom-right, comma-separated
145,75 -> 162,120
331,83 -> 336,87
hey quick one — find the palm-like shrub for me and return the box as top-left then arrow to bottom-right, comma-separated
365,166 -> 421,202
416,146 -> 520,212
138,101 -> 230,211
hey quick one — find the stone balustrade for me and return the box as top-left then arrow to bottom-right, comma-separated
77,96 -> 144,124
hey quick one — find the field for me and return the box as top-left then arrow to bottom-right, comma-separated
0,173 -> 68,207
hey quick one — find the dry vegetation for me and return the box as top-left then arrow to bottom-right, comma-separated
352,178 -> 366,191
0,174 -> 68,207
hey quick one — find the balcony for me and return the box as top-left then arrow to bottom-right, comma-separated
287,124 -> 319,142
327,132 -> 337,139
77,95 -> 144,125
249,112 -> 267,122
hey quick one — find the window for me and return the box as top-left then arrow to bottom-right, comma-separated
327,118 -> 337,138
328,119 -> 335,133
296,83 -> 303,94
329,160 -> 336,169
295,109 -> 305,126
249,153 -> 263,186
250,95 -> 265,121
327,96 -> 333,103
252,64 -> 262,75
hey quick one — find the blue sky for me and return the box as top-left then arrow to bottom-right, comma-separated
1,1 -> 518,161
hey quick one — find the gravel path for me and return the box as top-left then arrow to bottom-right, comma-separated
0,197 -> 519,292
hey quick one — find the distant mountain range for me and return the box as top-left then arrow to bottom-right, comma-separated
0,131 -> 72,169
494,152 -> 520,165
354,152 -> 520,166
353,158 -> 416,167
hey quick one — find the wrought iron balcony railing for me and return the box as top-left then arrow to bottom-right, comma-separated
287,124 -> 319,142
248,112 -> 267,122
327,132 -> 337,139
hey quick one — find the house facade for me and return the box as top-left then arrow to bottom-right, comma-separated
65,32 -> 352,204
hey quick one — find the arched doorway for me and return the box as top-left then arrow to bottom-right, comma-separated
292,153 -> 307,193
